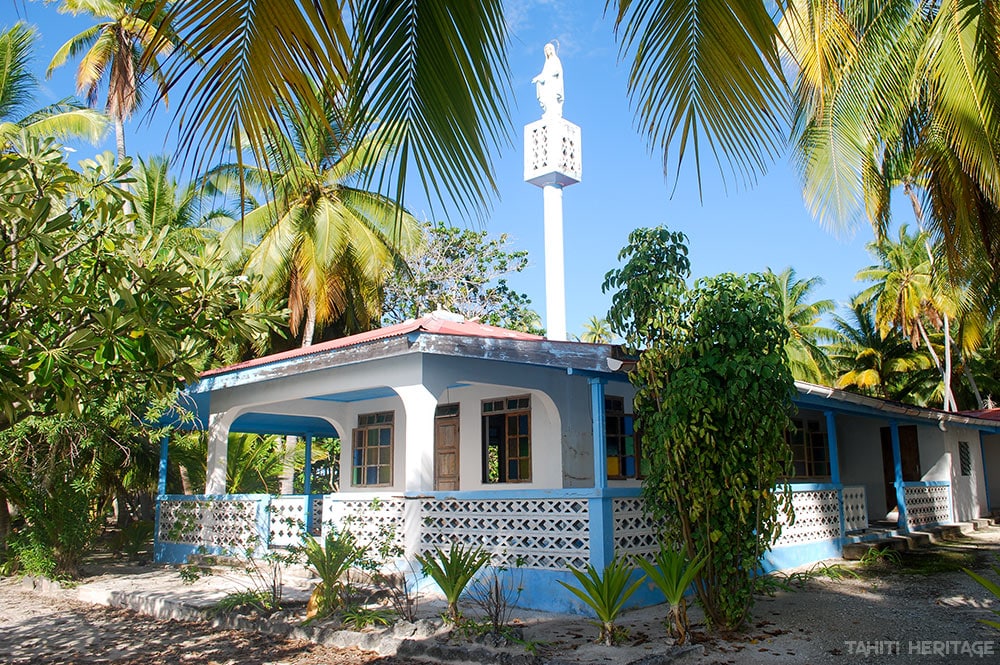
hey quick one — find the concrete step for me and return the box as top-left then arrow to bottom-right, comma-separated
842,520 -> 994,560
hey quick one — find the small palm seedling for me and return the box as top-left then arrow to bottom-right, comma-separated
559,555 -> 645,645
416,543 -> 490,621
303,529 -> 364,619
637,548 -> 706,644
964,559 -> 1000,631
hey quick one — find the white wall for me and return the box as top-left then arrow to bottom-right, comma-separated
835,414 -> 890,519
945,427 -> 988,521
984,434 -> 1000,512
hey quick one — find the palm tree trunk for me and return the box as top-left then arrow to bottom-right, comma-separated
279,297 -> 319,494
916,319 -> 953,411
962,362 -> 985,409
114,116 -> 136,234
942,314 -> 955,411
115,116 -> 126,163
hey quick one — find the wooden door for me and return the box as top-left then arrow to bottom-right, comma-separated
880,425 -> 921,512
434,406 -> 460,491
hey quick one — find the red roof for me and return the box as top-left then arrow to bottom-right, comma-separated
202,313 -> 545,378
961,408 -> 1000,421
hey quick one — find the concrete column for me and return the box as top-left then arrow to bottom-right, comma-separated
590,377 -> 608,489
205,410 -> 236,495
542,184 -> 567,341
158,435 -> 170,496
889,419 -> 910,532
304,433 -> 314,534
825,410 -> 848,542
396,385 -> 438,492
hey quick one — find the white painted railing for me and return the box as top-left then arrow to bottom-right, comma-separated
904,483 -> 952,529
842,485 -> 868,533
773,486 -> 842,546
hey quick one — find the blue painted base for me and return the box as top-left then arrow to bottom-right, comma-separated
762,539 -> 843,572
155,541 -> 228,564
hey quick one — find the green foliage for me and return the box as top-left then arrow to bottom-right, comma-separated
340,605 -> 394,629
214,589 -> 275,615
604,226 -> 795,632
302,529 -> 365,618
964,561 -> 1000,631
382,221 -> 543,334
416,542 -> 490,622
558,556 -> 644,646
859,546 -> 902,568
0,136 -> 277,431
115,519 -> 154,560
636,548 -> 706,644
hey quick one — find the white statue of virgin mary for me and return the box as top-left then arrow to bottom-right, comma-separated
531,42 -> 563,118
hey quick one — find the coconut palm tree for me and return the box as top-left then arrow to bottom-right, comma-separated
831,299 -> 931,402
762,267 -> 836,384
213,82 -> 420,347
47,0 -> 179,162
783,0 -> 1000,283
855,226 -> 960,409
146,1 -> 510,217
581,316 -> 614,344
0,23 -> 107,145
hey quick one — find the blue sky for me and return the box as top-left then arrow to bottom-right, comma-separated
10,0 -> 890,338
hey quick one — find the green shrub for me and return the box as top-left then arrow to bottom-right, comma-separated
559,556 -> 645,645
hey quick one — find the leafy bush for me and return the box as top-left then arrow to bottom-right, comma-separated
604,227 -> 795,631
416,543 -> 490,621
341,604 -> 394,629
559,556 -> 645,645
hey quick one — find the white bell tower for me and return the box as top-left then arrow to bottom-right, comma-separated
524,41 -> 581,342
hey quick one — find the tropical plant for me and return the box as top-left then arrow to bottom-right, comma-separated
783,0 -> 1000,291
636,548 -> 706,644
580,316 -> 614,344
226,434 -> 284,494
415,542 -> 490,622
213,81 -> 420,346
762,267 -> 836,383
0,23 -> 107,146
302,529 -> 365,619
856,226 -> 957,409
47,0 -> 181,161
831,299 -> 931,402
604,226 -> 795,631
381,221 -> 542,334
150,0 -> 510,218
558,556 -> 645,646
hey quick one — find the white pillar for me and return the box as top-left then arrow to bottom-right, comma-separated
205,411 -> 236,495
395,385 -> 438,492
543,184 -> 567,341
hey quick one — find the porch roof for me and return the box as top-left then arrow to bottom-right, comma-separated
190,310 -> 625,395
795,381 -> 1000,432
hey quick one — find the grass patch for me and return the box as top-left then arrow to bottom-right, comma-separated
897,549 -> 978,575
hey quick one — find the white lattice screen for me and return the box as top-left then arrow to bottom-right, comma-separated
420,498 -> 590,570
158,498 -> 261,551
774,489 -> 841,546
612,497 -> 660,559
323,498 -> 407,553
905,484 -> 952,529
269,497 -> 309,548
842,486 -> 868,532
